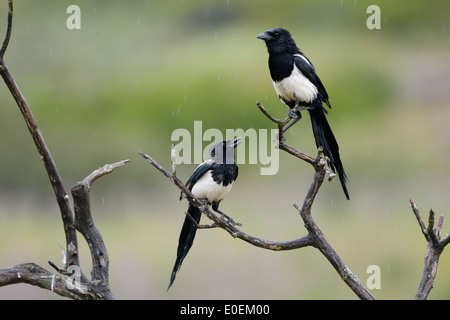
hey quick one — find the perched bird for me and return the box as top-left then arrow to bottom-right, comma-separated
168,138 -> 241,289
257,28 -> 349,200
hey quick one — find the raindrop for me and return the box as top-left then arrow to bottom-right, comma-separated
217,74 -> 221,81
137,18 -> 141,27
49,48 -> 53,57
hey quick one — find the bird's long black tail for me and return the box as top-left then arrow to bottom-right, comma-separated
168,203 -> 201,289
308,105 -> 349,200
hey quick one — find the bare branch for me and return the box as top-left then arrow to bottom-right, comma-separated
0,263 -> 95,300
410,199 -> 450,299
138,151 -> 313,251
70,160 -> 129,300
0,0 -> 13,59
427,209 -> 439,246
410,198 -> 429,242
0,0 -> 81,278
256,101 -> 315,166
82,159 -> 130,187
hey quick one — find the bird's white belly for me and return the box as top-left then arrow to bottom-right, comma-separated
272,64 -> 318,106
191,170 -> 233,203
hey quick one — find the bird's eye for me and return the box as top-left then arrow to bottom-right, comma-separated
274,32 -> 279,37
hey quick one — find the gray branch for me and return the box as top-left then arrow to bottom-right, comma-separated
0,1 -> 126,299
410,199 -> 450,299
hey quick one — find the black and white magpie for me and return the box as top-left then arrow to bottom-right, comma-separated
257,28 -> 349,200
168,138 -> 241,289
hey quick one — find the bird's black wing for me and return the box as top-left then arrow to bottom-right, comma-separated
294,54 -> 331,108
185,159 -> 214,191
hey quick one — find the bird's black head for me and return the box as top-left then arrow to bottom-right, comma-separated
210,137 -> 241,164
257,28 -> 297,54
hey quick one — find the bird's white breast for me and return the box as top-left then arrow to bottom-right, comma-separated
272,63 -> 318,106
191,170 -> 233,203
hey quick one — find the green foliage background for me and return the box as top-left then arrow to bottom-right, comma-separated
0,0 -> 449,299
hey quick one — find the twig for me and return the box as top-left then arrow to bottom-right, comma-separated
0,0 -> 13,59
256,101 -> 315,166
410,199 -> 450,299
82,159 -> 130,186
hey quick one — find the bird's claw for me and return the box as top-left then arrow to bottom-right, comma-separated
288,108 -> 301,119
200,199 -> 209,212
220,213 -> 242,227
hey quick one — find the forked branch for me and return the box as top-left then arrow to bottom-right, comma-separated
0,1 -> 125,299
0,0 -> 80,271
138,101 -> 375,300
410,199 -> 450,299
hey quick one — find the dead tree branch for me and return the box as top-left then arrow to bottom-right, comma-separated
410,199 -> 450,299
138,101 -> 375,300
0,263 -> 94,300
0,1 -> 126,299
0,0 -> 81,274
0,160 -> 128,299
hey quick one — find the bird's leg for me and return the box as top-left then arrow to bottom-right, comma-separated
217,209 -> 242,227
199,199 -> 209,212
212,203 -> 242,227
187,199 -> 217,229
296,106 -> 315,111
282,108 -> 302,133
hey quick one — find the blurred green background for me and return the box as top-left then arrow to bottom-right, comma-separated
0,0 -> 449,299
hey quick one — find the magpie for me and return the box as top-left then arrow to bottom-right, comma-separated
168,138 -> 241,289
257,28 -> 349,200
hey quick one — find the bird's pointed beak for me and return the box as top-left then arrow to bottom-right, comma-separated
257,32 -> 273,41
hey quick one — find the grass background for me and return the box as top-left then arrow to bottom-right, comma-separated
0,0 -> 450,299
